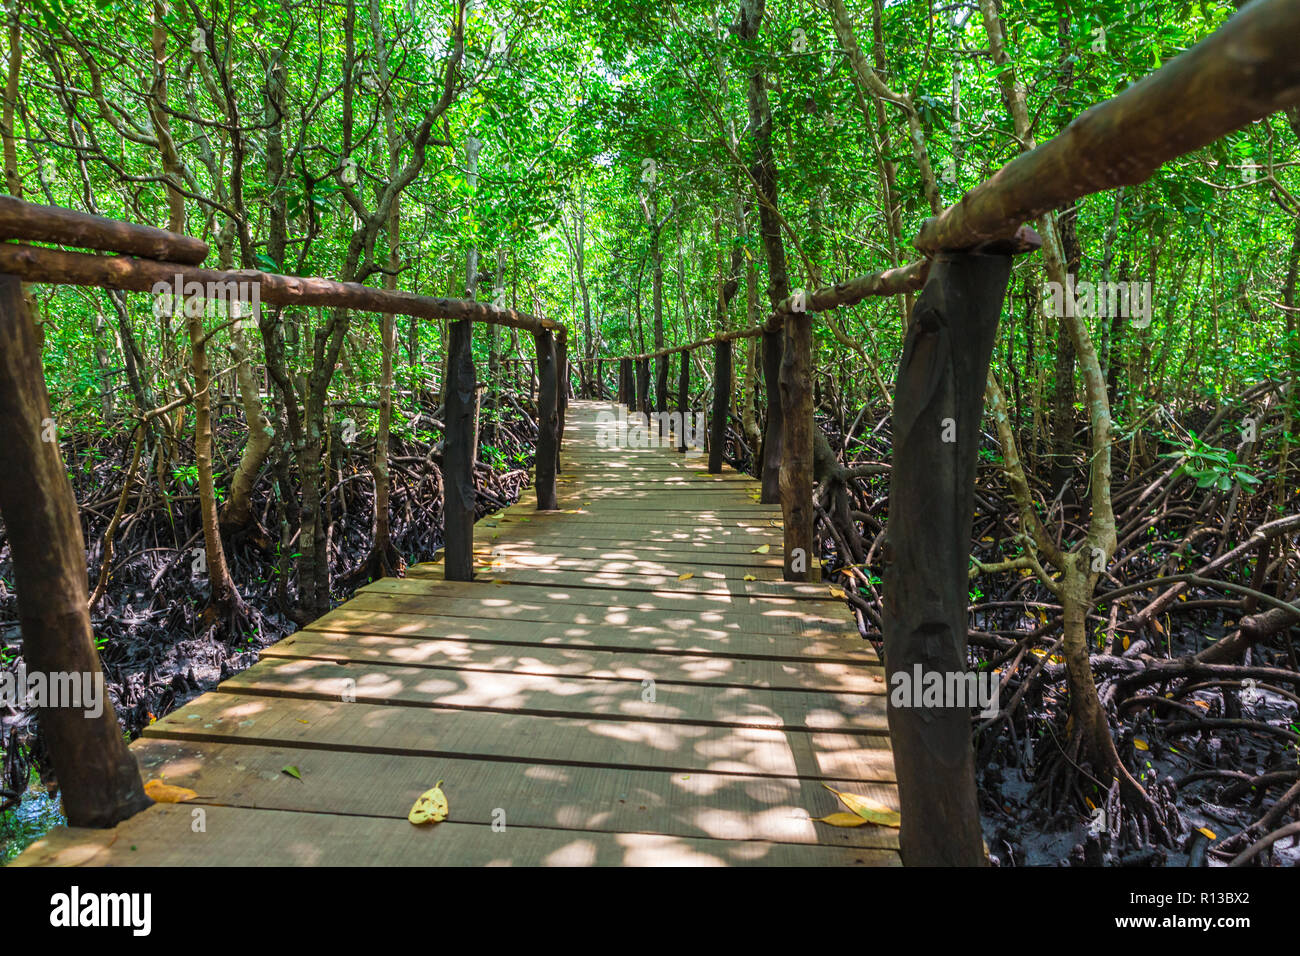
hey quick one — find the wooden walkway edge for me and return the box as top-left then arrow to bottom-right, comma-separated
12,401 -> 899,867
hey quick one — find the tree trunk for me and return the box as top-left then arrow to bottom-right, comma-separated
534,328 -> 559,510
883,251 -> 1014,866
185,299 -> 248,625
443,318 -> 476,579
0,274 -> 152,827
709,340 -> 732,474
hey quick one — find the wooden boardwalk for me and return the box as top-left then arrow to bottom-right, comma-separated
14,401 -> 898,866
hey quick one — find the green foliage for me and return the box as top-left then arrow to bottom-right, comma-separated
1161,433 -> 1262,493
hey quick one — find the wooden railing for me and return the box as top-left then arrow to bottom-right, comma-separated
0,196 -> 571,828
599,0 -> 1300,866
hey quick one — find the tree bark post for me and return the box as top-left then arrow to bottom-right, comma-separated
534,328 -> 559,510
709,339 -> 731,473
759,327 -> 782,503
443,318 -> 476,581
556,330 -> 568,474
0,274 -> 152,827
677,349 -> 690,453
655,353 -> 669,440
881,250 -> 1015,866
618,357 -> 632,407
779,312 -> 814,582
635,356 -> 650,415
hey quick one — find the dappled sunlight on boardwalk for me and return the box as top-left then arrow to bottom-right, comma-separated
13,401 -> 897,867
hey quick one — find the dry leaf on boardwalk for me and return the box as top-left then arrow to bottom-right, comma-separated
144,779 -> 198,803
819,783 -> 901,828
409,780 -> 448,825
811,812 -> 871,828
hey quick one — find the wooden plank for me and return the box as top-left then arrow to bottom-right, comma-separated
411,555 -> 785,581
299,609 -> 877,663
13,804 -> 898,866
466,543 -> 790,569
263,631 -> 884,692
329,589 -> 864,640
361,571 -> 842,604
119,734 -> 899,849
478,528 -> 786,549
542,475 -> 760,487
513,486 -> 769,502
218,657 -> 888,733
473,541 -> 785,564
497,505 -> 783,521
141,692 -> 897,783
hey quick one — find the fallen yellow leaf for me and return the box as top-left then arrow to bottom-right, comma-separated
409,780 -> 448,825
1197,826 -> 1217,841
829,587 -> 846,599
822,784 -> 901,827
677,572 -> 694,581
752,544 -> 770,554
743,574 -> 757,581
812,813 -> 871,828
1134,738 -> 1149,751
144,779 -> 198,803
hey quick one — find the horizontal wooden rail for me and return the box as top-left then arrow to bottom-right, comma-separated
610,259 -> 930,363
0,241 -> 559,333
0,195 -> 210,265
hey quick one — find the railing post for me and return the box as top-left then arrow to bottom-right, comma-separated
882,249 -> 1015,866
759,327 -> 782,504
533,328 -> 559,509
779,314 -> 813,582
635,356 -> 649,415
618,357 -> 632,407
443,317 -> 476,581
676,349 -> 689,453
708,339 -> 731,473
655,353 -> 669,439
0,274 -> 151,827
556,331 -> 568,474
